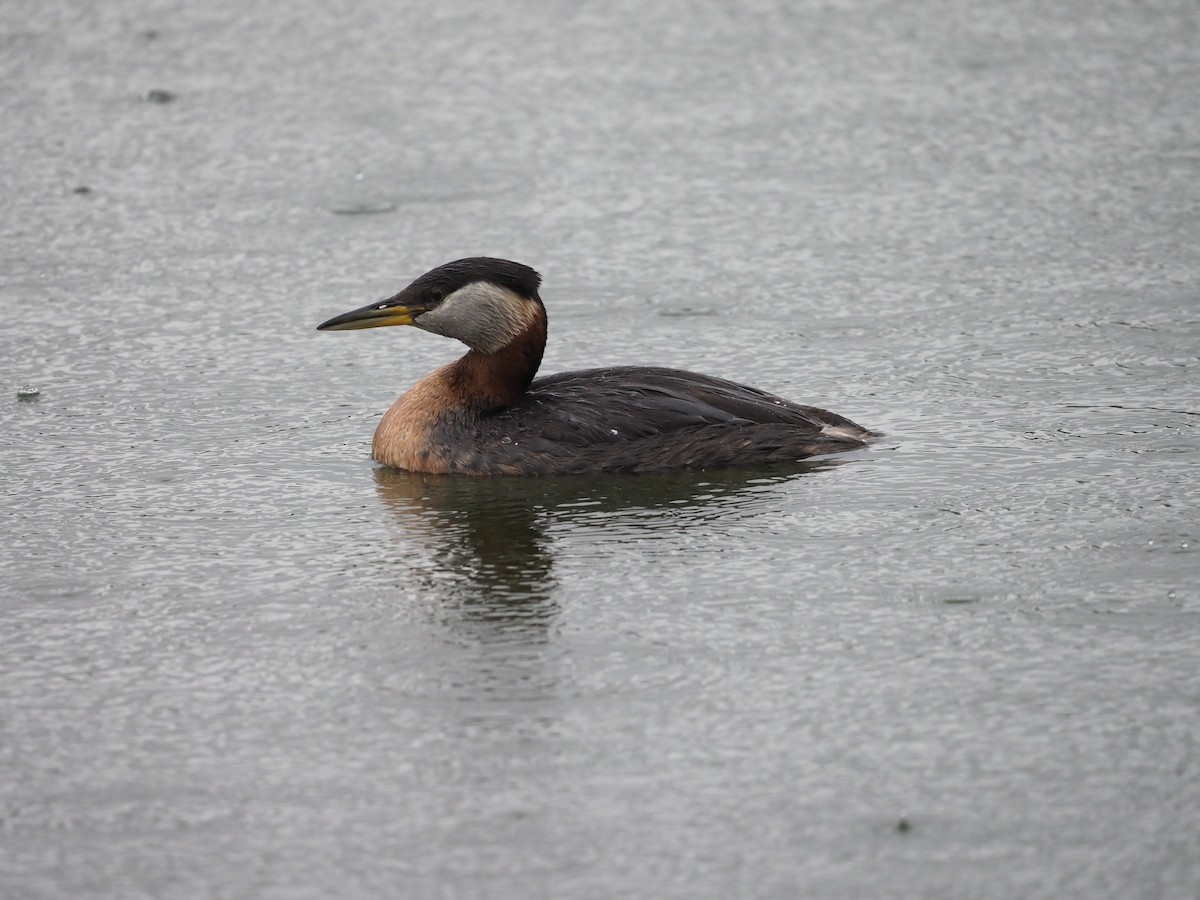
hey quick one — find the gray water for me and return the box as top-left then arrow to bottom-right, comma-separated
3,0 -> 1199,897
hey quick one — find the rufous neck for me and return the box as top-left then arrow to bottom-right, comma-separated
448,314 -> 546,412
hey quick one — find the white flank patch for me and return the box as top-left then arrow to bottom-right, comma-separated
820,423 -> 863,441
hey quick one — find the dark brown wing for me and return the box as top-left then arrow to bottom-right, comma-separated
462,366 -> 875,475
517,366 -> 872,436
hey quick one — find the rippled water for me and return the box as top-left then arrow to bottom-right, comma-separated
3,0 -> 1198,897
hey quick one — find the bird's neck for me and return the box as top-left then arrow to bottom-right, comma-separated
447,313 -> 546,412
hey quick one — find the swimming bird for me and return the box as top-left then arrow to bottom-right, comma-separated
317,258 -> 876,476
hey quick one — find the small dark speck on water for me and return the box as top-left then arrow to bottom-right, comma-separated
896,818 -> 913,833
142,89 -> 176,104
943,597 -> 978,605
327,202 -> 398,216
72,186 -> 91,195
657,306 -> 719,318
17,386 -> 41,401
141,29 -> 160,40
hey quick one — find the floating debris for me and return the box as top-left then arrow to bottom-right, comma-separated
16,386 -> 41,401
73,185 -> 91,195
895,817 -> 912,833
142,89 -> 176,104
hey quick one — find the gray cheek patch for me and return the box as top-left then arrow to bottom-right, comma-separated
416,282 -> 537,353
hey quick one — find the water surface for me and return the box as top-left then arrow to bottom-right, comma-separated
2,0 -> 1198,897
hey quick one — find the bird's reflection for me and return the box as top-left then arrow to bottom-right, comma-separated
374,467 -> 558,641
373,460 -> 844,642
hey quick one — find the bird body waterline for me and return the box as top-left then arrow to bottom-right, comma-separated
317,258 -> 877,476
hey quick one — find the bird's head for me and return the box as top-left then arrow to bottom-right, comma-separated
317,257 -> 543,354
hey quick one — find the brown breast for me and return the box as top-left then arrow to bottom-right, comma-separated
371,365 -> 459,474
371,319 -> 547,474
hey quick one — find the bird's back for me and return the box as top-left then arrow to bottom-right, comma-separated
444,366 -> 875,475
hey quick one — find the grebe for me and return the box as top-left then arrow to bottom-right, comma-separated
317,258 -> 876,476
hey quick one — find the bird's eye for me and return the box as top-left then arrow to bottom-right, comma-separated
428,289 -> 445,303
